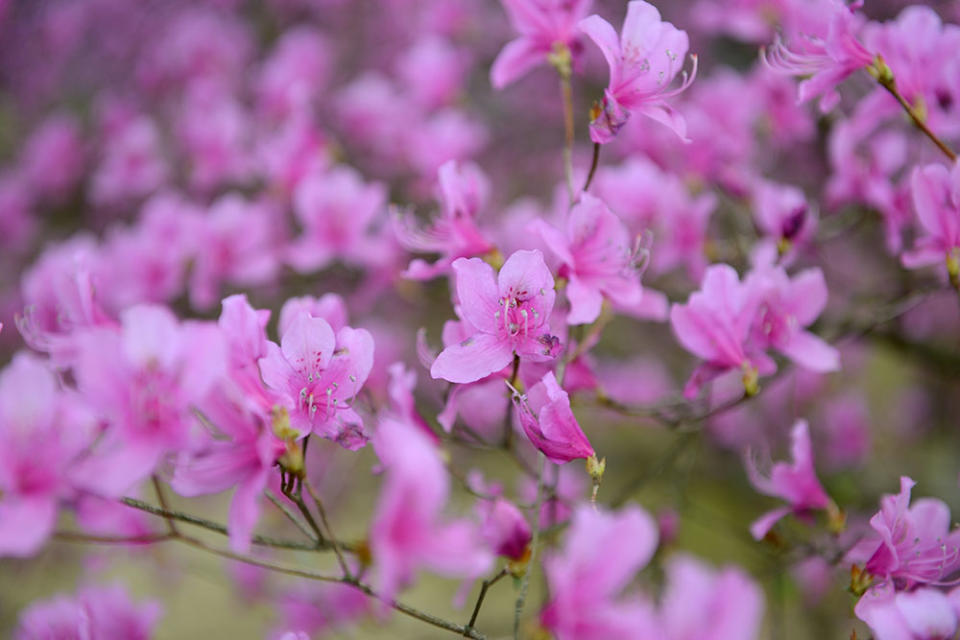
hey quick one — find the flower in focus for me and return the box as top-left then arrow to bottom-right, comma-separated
431,249 -> 560,384
513,371 -> 595,463
579,0 -> 697,143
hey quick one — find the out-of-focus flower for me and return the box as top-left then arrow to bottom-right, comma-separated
902,162 -> 960,288
513,371 -> 595,463
14,584 -> 161,640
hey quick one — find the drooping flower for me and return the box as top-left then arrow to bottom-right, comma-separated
902,162 -> 960,288
533,193 -> 644,325
394,160 -> 495,281
744,420 -> 832,540
669,264 -> 772,398
258,310 -> 374,449
762,0 -> 872,112
478,497 -> 531,561
490,0 -> 593,89
541,503 -> 659,639
431,250 -> 561,384
370,414 -> 493,602
513,371 -> 595,464
578,0 -> 697,143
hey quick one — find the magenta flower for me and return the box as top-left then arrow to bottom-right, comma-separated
744,263 -> 840,373
533,193 -> 644,325
478,497 -> 531,561
763,0 -> 872,112
431,250 -> 560,384
513,371 -> 595,463
902,163 -> 960,284
751,179 -> 816,255
670,264 -> 771,398
745,420 -> 832,540
14,584 -> 161,640
0,353 -> 95,556
541,503 -> 659,640
856,583 -> 960,640
394,160 -> 494,281
657,554 -> 765,640
578,0 -> 697,143
847,477 -> 960,589
370,415 -> 493,602
490,0 -> 593,90
258,311 -> 374,449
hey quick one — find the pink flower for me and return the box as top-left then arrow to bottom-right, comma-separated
541,503 -> 659,640
513,371 -> 595,463
656,554 -> 765,640
533,193 -> 644,325
579,0 -> 696,143
189,194 -> 280,310
72,305 -> 227,493
258,311 -> 374,449
278,293 -> 348,337
171,295 -> 287,553
431,250 -> 560,384
19,113 -> 84,202
90,115 -> 168,207
394,160 -> 494,281
744,262 -> 839,373
763,0 -> 872,112
670,264 -> 772,398
0,353 -> 95,556
370,415 -> 492,602
848,477 -> 960,589
256,27 -> 330,121
745,420 -> 832,540
902,163 -> 960,282
751,179 -> 816,254
15,584 -> 161,640
856,583 -> 960,640
490,0 -> 593,89
288,166 -> 386,273
478,497 -> 531,560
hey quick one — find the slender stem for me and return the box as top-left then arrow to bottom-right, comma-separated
465,568 -> 509,634
503,354 -> 521,449
560,72 -> 576,202
57,527 -> 485,638
878,77 -> 957,161
151,475 -> 178,536
282,476 -> 327,546
53,531 -> 175,544
304,479 -> 351,579
120,496 -> 351,552
265,489 -> 319,544
582,142 -> 601,192
514,453 -> 546,639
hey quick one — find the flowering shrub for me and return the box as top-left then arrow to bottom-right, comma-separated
2,0 -> 960,638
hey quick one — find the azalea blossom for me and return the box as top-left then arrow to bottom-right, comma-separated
745,420 -> 832,540
532,193 -> 644,325
513,371 -> 595,463
431,250 -> 561,384
579,0 -> 697,143
902,162 -> 960,288
490,0 -> 593,89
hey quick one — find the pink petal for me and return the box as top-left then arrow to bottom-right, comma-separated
431,332 -> 514,384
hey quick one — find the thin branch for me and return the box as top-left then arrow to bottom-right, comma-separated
514,453 -> 546,639
560,72 -> 576,202
582,142 -> 601,192
877,74 -> 957,161
53,531 -> 175,545
304,479 -> 352,579
282,475 -> 327,546
465,568 -> 509,635
151,475 -> 178,536
120,496 -> 353,552
265,489 -> 319,544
